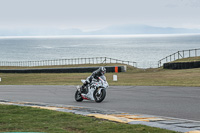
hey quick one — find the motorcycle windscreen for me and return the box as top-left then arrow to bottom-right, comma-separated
99,75 -> 106,81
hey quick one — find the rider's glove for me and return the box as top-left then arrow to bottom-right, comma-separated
89,76 -> 93,82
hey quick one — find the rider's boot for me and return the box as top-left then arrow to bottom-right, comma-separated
80,85 -> 86,93
81,81 -> 89,93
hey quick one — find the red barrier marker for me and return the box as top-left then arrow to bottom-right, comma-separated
115,66 -> 118,73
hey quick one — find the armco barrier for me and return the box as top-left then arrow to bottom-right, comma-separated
163,61 -> 200,69
0,66 -> 126,73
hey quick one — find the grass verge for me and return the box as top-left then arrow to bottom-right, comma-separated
0,66 -> 200,86
172,56 -> 200,62
0,104 -> 177,133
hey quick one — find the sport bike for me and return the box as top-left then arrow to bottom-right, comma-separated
75,75 -> 109,103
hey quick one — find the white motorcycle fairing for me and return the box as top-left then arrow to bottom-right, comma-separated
75,75 -> 109,103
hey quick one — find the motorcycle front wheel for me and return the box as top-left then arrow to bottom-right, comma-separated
75,90 -> 83,102
93,89 -> 106,103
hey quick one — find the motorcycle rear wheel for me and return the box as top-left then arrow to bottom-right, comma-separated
75,90 -> 83,102
93,89 -> 106,103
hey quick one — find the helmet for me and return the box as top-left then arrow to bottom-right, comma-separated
99,67 -> 106,75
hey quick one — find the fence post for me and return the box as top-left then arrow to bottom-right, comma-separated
170,55 -> 172,62
195,49 -> 197,57
178,51 -> 180,59
189,50 -> 191,57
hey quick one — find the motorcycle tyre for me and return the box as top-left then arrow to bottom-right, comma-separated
75,90 -> 83,102
93,89 -> 106,103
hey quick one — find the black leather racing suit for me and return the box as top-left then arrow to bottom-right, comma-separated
81,68 -> 104,90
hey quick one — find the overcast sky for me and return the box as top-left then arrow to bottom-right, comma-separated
0,0 -> 200,31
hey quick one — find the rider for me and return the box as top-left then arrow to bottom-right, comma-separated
80,66 -> 106,92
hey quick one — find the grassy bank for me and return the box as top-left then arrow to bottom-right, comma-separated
0,104 -> 177,133
0,65 -> 200,86
172,56 -> 200,62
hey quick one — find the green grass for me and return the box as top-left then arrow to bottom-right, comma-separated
1,59 -> 200,86
172,56 -> 200,62
0,104 -> 177,133
1,67 -> 200,86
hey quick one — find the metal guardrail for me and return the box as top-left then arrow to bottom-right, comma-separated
0,57 -> 137,67
158,48 -> 200,67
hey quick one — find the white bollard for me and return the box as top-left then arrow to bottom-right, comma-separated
0,77 -> 1,82
113,75 -> 117,81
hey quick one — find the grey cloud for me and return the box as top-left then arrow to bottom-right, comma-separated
0,0 -> 200,30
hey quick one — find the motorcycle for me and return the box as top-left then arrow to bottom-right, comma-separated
75,75 -> 109,103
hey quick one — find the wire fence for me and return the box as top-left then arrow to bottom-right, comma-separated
158,48 -> 200,67
0,57 -> 137,67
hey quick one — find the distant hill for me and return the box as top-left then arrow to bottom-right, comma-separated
89,25 -> 200,35
1,24 -> 200,36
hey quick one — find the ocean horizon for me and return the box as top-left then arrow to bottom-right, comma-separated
1,33 -> 200,38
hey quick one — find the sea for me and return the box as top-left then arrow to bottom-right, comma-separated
0,34 -> 200,68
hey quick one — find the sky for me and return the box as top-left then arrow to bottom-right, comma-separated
0,0 -> 200,31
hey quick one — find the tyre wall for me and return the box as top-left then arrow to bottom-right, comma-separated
0,66 -> 126,73
163,61 -> 200,69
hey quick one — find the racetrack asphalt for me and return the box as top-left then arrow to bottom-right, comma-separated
0,85 -> 200,122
